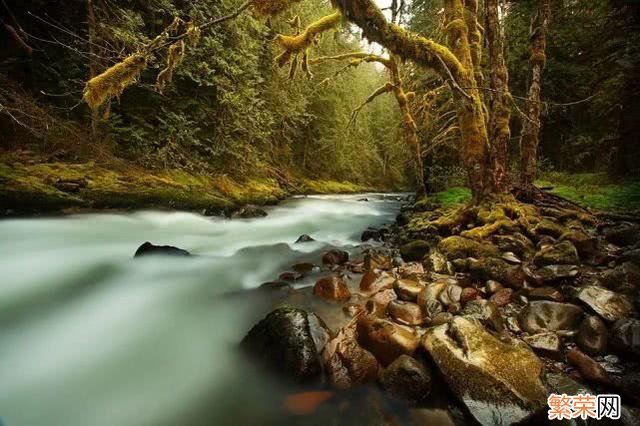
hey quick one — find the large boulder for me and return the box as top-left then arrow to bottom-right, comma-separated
461,299 -> 505,333
356,315 -> 420,366
422,317 -> 547,425
518,301 -> 583,334
577,285 -> 633,322
380,355 -> 433,403
437,236 -> 500,260
241,306 -> 329,382
134,242 -> 190,257
533,241 -> 580,266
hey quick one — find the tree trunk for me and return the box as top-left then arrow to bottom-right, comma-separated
87,0 -> 110,141
485,0 -> 512,192
519,0 -> 550,185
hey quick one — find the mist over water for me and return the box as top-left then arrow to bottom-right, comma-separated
0,194 -> 404,426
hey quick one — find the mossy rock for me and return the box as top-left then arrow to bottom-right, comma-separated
529,219 -> 567,240
533,241 -> 580,266
400,240 -> 431,262
460,219 -> 518,240
437,236 -> 500,261
468,257 -> 525,288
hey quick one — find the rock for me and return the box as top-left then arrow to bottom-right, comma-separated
416,282 -> 446,310
576,315 -> 608,355
460,287 -> 479,304
259,281 -> 291,291
486,280 -> 503,294
533,241 -> 580,266
393,279 -> 424,302
559,229 -> 598,259
422,317 -> 548,425
371,288 -> 397,307
399,240 -> 431,262
54,178 -> 87,193
566,348 -> 611,385
361,228 -> 382,242
279,271 -> 303,281
431,312 -> 453,326
313,276 -> 351,301
469,257 -> 525,288
522,265 -> 545,287
322,249 -> 349,266
422,299 -> 444,320
323,322 -> 379,389
527,286 -> 564,303
397,262 -> 424,278
294,234 -> 315,243
134,242 -> 190,257
545,372 -> 594,399
380,355 -> 432,403
620,247 -> 640,265
356,315 -> 420,366
518,301 -> 583,334
359,270 -> 395,295
447,302 -> 462,314
531,219 -> 566,240
437,236 -> 500,260
492,233 -> 536,259
611,318 -> 640,356
501,252 -> 521,264
343,303 -> 365,318
364,252 -> 393,271
241,306 -> 329,382
365,300 -> 387,317
461,299 -> 504,333
358,197 -> 369,202
599,262 -> 640,295
603,223 -> 640,246
536,264 -> 580,282
426,250 -> 451,274
489,288 -> 514,307
387,300 -> 424,326
523,332 -> 561,354
577,285 -> 633,322
438,284 -> 463,306
291,262 -> 319,274
231,205 -> 268,218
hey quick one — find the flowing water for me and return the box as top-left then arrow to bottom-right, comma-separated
0,193 -> 406,426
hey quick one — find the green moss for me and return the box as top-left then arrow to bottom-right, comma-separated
297,178 -> 370,194
430,187 -> 472,207
537,173 -> 640,212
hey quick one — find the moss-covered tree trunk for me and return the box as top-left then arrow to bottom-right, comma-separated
519,0 -> 550,186
485,0 -> 512,192
87,0 -> 110,141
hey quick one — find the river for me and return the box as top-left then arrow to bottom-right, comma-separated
0,193 -> 406,426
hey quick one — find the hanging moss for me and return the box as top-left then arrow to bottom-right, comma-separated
83,54 -> 147,109
156,40 -> 186,93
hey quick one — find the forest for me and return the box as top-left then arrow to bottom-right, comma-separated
0,0 -> 639,425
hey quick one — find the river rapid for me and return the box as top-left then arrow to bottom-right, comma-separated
0,193 -> 406,426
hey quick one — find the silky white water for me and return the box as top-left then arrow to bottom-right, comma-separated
0,194 -> 404,426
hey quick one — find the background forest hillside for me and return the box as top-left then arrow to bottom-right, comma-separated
1,0 -> 639,211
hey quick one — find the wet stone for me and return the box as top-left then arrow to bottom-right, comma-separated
536,264 -> 580,283
313,276 -> 351,301
359,270 -> 395,296
279,271 -> 303,281
393,278 -> 424,302
322,249 -> 349,266
356,315 -> 420,366
291,262 -> 319,274
380,355 -> 432,403
611,318 -> 640,356
577,285 -> 633,322
324,323 -> 379,389
489,288 -> 514,307
294,234 -> 315,243
576,315 -> 608,356
387,300 -> 424,326
523,332 -> 561,354
518,301 -> 583,334
527,286 -> 564,303
134,242 -> 190,257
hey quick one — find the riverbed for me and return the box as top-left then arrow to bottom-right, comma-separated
0,193 -> 405,426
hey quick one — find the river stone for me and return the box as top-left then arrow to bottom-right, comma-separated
322,249 -> 349,266
279,271 -> 303,281
364,252 -> 393,271
356,315 -> 420,366
134,241 -> 190,257
533,241 -> 580,266
577,285 -> 633,322
230,205 -> 268,218
576,315 -> 608,356
422,317 -> 547,426
400,240 -> 431,262
359,270 -> 395,296
527,287 -> 564,303
361,227 -> 383,242
291,262 -> 319,274
536,264 -> 580,283
460,287 -> 479,304
518,301 -> 583,334
461,299 -> 504,333
387,300 -> 424,326
294,234 -> 315,243
313,276 -> 351,301
241,306 -> 329,382
437,236 -> 500,260
490,288 -> 514,307
323,322 -> 379,389
611,318 -> 640,356
599,261 -> 640,295
426,250 -> 451,274
469,257 -> 526,288
567,348 -> 611,385
486,280 -> 503,294
397,261 -> 424,278
393,278 -> 424,302
522,332 -> 561,354
559,228 -> 597,259
380,355 -> 432,403
438,284 -> 462,306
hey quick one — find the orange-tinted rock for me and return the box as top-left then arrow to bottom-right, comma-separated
314,276 -> 351,301
460,287 -> 479,304
324,323 -> 379,389
365,253 -> 393,271
283,391 -> 333,415
322,249 -> 349,266
359,270 -> 395,295
397,262 -> 425,278
356,315 -> 420,366
387,300 -> 424,326
394,278 -> 424,301
489,288 -> 514,306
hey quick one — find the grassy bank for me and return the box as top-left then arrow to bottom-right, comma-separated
413,172 -> 640,213
0,152 -> 380,215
